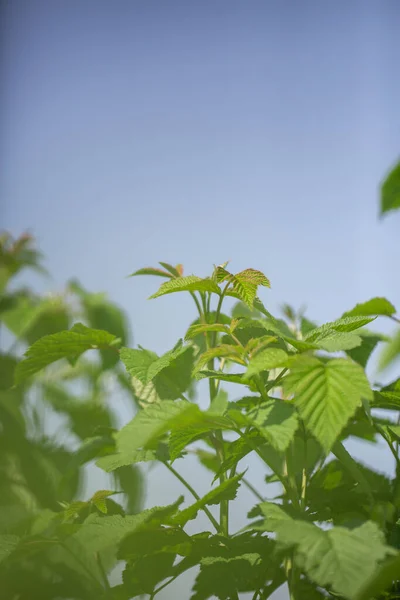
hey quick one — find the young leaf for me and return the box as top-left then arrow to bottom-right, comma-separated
244,348 -> 288,379
149,276 -> 220,299
185,323 -> 230,340
343,297 -> 396,318
284,356 -> 373,453
234,268 -> 271,288
193,345 -> 246,375
380,160 -> 400,216
15,324 -> 117,383
171,473 -> 244,526
129,266 -> 173,278
158,261 -> 183,277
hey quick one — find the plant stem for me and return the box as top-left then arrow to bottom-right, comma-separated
163,461 -> 220,532
151,572 -> 180,598
389,314 -> 400,325
190,291 -> 204,322
243,477 -> 265,502
96,552 -> 110,593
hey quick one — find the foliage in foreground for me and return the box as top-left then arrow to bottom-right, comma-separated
1,161 -> 400,599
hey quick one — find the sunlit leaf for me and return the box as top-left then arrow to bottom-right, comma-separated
284,356 -> 373,453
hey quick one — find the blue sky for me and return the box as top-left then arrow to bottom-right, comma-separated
2,1 -> 400,597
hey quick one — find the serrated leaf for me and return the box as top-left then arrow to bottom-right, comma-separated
380,160 -> 400,215
90,490 -> 118,514
230,399 -> 298,453
149,276 -> 220,299
15,324 -> 117,383
252,505 -> 395,599
244,348 -> 288,379
171,473 -> 244,526
305,316 -> 376,342
234,268 -> 271,288
284,356 -> 373,453
343,297 -> 396,317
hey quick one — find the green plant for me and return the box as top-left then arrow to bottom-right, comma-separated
1,161 -> 400,600
0,232 -> 143,599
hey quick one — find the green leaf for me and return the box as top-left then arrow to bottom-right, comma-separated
171,473 -> 244,526
372,390 -> 400,410
193,345 -> 246,375
121,342 -> 195,400
185,323 -> 230,340
343,297 -> 396,317
117,401 -> 196,453
379,328 -> 400,371
0,534 -> 19,563
97,449 -> 157,472
114,401 -> 232,465
15,324 -> 117,384
195,370 -> 249,386
0,353 -> 18,390
354,553 -> 400,600
305,316 -> 376,342
234,269 -> 271,288
149,276 -> 220,299
158,261 -> 184,277
244,348 -> 288,379
252,504 -> 395,599
284,356 -> 373,453
380,160 -> 400,216
346,329 -> 387,368
119,347 -> 158,383
230,399 -> 298,453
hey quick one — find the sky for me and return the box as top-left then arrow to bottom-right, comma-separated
1,1 -> 400,598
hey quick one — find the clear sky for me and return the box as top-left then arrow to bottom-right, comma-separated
1,1 -> 400,598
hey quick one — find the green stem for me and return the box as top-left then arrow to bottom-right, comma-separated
242,477 -> 265,502
150,572 -> 180,598
213,430 -> 229,536
163,462 -> 220,532
388,314 -> 400,325
265,368 -> 288,393
96,552 -> 110,593
190,291 -> 204,322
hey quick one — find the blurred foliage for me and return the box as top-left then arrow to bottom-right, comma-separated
0,232 -> 143,599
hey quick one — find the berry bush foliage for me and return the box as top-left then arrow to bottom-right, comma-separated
1,161 -> 400,599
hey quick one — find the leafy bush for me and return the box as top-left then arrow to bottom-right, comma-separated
1,162 -> 400,599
